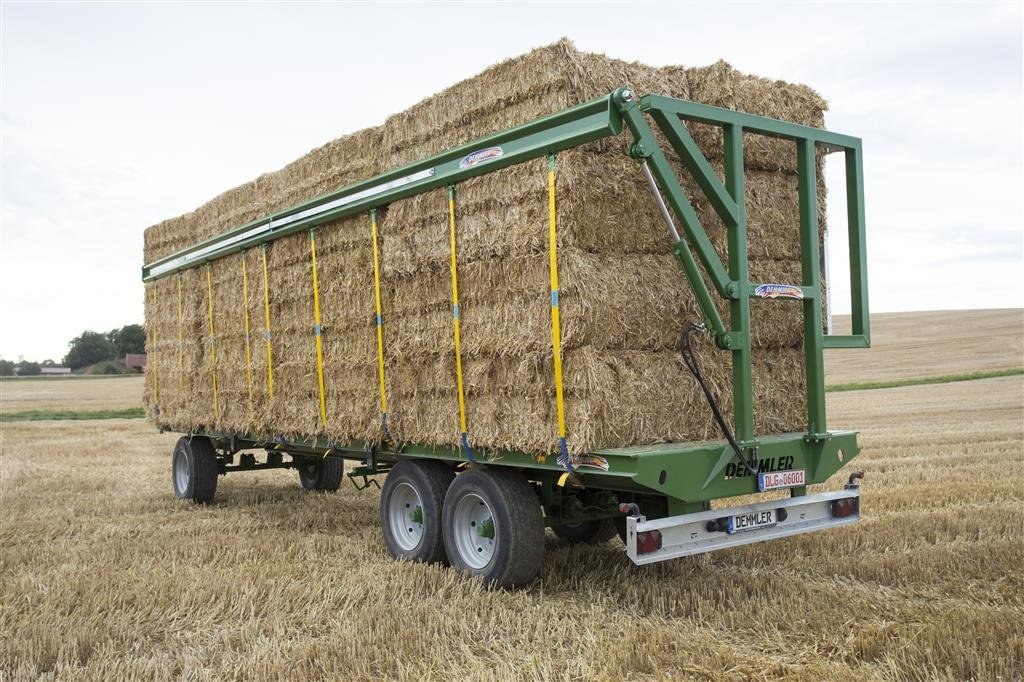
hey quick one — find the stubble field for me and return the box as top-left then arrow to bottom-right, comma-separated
1,310 -> 1021,680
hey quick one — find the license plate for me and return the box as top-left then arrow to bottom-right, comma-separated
757,469 -> 806,492
727,509 -> 776,534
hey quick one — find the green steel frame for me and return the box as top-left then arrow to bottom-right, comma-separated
143,88 -> 869,516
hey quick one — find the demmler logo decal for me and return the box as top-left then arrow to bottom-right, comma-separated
459,146 -> 504,169
754,283 -> 804,300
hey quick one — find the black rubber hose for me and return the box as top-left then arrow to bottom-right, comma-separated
679,323 -> 758,476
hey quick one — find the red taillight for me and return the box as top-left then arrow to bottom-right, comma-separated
830,497 -> 859,518
636,529 -> 663,554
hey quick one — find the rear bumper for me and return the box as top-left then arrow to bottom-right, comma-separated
625,488 -> 860,565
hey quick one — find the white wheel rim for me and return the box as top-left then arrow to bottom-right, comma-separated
388,482 -> 424,552
452,492 -> 496,570
174,451 -> 189,492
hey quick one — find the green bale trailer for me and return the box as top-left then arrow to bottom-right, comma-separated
145,88 -> 869,588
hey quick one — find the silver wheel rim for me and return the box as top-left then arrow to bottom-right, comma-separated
388,482 -> 424,552
452,492 -> 496,570
174,451 -> 189,492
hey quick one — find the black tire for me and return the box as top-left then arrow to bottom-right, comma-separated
552,518 -> 618,545
296,456 -> 343,492
442,469 -> 544,589
171,436 -> 218,504
380,460 -> 455,564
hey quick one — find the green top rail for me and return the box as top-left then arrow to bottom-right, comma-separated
142,87 -> 869,455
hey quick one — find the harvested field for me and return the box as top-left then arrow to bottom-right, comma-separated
0,376 -> 144,413
828,308 -> 1023,384
2,369 -> 1021,679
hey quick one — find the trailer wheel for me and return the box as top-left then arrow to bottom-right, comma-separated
296,457 -> 343,492
443,469 -> 544,589
380,460 -> 455,564
171,436 -> 218,504
552,518 -> 618,545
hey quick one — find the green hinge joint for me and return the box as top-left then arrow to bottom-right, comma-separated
715,331 -> 744,351
629,140 -> 650,160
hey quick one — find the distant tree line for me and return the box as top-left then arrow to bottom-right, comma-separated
0,324 -> 145,375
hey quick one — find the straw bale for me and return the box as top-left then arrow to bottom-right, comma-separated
143,276 -> 197,426
381,250 -> 807,357
683,60 -> 827,173
377,39 -> 688,169
143,127 -> 384,265
204,255 -> 250,434
379,345 -> 807,455
315,217 -> 382,443
146,267 -> 212,432
381,151 -> 820,278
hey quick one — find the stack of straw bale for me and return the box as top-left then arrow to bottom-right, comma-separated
143,39 -> 828,456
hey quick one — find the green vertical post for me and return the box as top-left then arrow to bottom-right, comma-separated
845,146 -> 870,339
797,140 -> 827,439
723,124 -> 755,446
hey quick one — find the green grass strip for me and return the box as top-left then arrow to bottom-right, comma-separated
826,367 -> 1023,393
0,407 -> 145,422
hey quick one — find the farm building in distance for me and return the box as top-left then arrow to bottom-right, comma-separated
125,354 -> 147,371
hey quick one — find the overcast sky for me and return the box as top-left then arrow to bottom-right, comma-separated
1,1 -> 1021,362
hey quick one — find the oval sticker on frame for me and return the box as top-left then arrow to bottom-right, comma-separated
459,146 -> 504,169
754,284 -> 804,300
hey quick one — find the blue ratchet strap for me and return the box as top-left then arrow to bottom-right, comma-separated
460,432 -> 475,463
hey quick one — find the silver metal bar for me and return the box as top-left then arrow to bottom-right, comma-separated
269,168 -> 435,230
624,488 -> 860,565
148,222 -> 271,277
640,159 -> 681,242
146,167 -> 436,279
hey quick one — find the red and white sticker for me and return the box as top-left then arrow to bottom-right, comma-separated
757,469 -> 806,491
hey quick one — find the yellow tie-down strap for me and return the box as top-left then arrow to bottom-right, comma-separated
548,154 -> 574,481
309,228 -> 328,427
260,244 -> 275,398
241,251 -> 255,419
205,263 -> 220,421
447,186 -> 475,463
150,284 -> 158,411
176,274 -> 185,392
370,208 -> 390,437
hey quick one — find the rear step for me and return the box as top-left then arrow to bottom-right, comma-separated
624,487 -> 861,566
